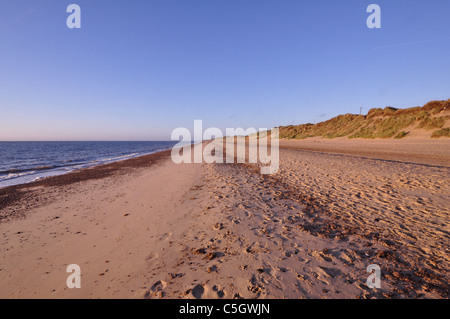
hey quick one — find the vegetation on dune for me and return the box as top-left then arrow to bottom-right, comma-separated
431,127 -> 450,138
278,99 -> 450,139
394,131 -> 409,139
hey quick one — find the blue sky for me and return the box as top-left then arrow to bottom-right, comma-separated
0,0 -> 449,141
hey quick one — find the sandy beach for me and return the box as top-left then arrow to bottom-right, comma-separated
0,138 -> 449,299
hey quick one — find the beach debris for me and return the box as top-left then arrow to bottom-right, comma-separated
207,265 -> 218,273
192,248 -> 207,255
168,273 -> 184,279
213,222 -> 224,231
203,252 -> 219,260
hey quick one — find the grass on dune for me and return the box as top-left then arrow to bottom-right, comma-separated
278,99 -> 450,139
431,127 -> 450,138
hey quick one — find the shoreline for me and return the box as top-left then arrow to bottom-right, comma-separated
0,143 -> 178,189
0,149 -> 173,222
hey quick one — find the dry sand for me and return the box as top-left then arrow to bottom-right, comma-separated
0,138 -> 449,299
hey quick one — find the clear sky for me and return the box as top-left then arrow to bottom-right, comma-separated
0,0 -> 449,141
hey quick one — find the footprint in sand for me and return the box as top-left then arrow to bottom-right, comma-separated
247,275 -> 266,298
160,232 -> 172,241
191,284 -> 205,299
212,285 -> 225,298
144,280 -> 167,298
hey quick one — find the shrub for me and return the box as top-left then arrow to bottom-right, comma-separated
394,131 -> 409,139
431,128 -> 450,138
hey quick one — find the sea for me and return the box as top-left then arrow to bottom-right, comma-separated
0,141 -> 178,188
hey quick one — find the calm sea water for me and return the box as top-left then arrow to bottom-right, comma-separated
0,141 -> 178,188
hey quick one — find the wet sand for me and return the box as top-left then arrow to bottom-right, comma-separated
0,138 -> 449,298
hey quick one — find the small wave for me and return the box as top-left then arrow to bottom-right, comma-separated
0,171 -> 37,181
0,165 -> 56,175
33,165 -> 56,171
98,152 -> 140,163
